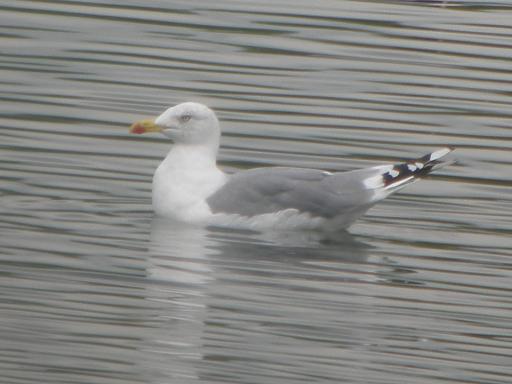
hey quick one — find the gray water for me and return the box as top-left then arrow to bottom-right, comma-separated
1,1 -> 512,383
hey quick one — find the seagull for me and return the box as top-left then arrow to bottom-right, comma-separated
130,102 -> 453,231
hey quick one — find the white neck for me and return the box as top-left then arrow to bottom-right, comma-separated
164,143 -> 218,170
152,143 -> 226,220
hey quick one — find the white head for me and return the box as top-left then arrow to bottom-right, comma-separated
156,102 -> 220,145
131,102 -> 221,149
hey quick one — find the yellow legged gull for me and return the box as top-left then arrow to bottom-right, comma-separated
130,102 -> 453,231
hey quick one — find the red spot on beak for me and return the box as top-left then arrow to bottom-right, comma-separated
130,125 -> 146,134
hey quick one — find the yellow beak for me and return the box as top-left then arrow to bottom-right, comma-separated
129,118 -> 162,134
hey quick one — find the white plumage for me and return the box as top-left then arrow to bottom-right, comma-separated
131,102 -> 453,231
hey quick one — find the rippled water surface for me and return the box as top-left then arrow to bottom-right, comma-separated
1,1 -> 512,383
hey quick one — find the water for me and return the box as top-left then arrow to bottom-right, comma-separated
1,1 -> 511,383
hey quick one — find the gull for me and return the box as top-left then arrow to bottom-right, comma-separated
130,102 -> 453,231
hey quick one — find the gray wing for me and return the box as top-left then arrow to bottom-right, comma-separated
207,148 -> 454,219
206,166 -> 383,218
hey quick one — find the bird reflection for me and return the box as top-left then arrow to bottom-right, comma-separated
140,217 -> 373,382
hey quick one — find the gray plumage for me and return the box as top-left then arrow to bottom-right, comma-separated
207,147 -> 453,224
208,167 -> 378,218
132,101 -> 454,230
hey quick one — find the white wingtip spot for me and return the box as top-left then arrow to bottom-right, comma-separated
415,162 -> 424,169
430,147 -> 453,162
363,165 -> 393,189
407,164 -> 417,172
363,174 -> 384,189
389,169 -> 400,178
384,175 -> 416,191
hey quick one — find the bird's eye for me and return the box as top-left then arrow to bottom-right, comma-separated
181,114 -> 191,123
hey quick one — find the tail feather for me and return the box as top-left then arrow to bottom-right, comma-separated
382,147 -> 454,191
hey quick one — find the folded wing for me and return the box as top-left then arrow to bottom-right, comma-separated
207,148 -> 453,220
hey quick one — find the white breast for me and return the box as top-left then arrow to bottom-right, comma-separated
152,145 -> 227,222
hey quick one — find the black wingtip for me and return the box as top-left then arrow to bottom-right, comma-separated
382,147 -> 454,188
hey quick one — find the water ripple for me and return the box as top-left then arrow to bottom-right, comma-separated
1,1 -> 511,383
